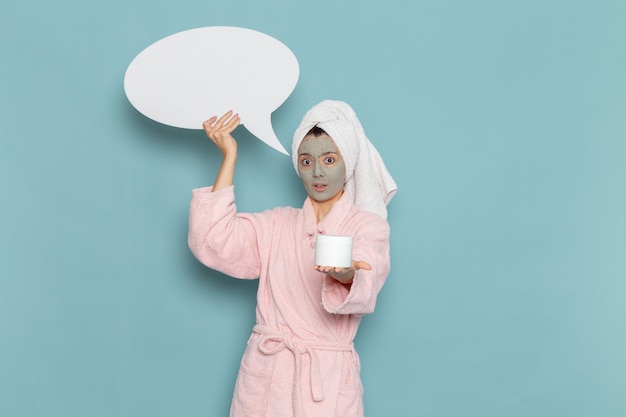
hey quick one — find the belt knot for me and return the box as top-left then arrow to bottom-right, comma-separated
253,325 -> 353,417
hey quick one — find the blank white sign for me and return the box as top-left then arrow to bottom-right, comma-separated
124,26 -> 299,155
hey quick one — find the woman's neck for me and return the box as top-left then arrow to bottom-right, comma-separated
310,190 -> 343,223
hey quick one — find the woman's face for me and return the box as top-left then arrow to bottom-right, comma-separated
297,134 -> 346,203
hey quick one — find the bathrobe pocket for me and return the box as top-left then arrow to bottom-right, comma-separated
335,382 -> 364,417
230,360 -> 272,416
230,337 -> 275,417
334,351 -> 364,416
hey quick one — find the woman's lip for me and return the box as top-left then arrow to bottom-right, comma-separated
313,184 -> 327,191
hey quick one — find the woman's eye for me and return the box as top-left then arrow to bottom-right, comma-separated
301,159 -> 311,166
324,157 -> 335,164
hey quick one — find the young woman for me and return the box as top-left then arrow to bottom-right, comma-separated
188,100 -> 397,417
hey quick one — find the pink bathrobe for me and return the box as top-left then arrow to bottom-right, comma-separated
188,185 -> 390,417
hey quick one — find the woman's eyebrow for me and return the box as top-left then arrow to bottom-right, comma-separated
299,150 -> 338,157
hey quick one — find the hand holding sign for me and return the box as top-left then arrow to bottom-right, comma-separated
124,26 -> 299,155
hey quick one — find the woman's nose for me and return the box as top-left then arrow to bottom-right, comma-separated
312,162 -> 323,177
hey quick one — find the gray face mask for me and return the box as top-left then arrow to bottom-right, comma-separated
297,135 -> 346,203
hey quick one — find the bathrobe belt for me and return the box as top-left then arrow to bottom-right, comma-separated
253,324 -> 354,417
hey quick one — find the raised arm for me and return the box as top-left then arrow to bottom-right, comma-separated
202,111 -> 240,191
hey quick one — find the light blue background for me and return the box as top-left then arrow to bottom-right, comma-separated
2,0 -> 625,416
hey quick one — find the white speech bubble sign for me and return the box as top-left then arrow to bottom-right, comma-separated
124,26 -> 299,155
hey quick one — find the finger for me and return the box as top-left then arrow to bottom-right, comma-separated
215,110 -> 234,128
353,261 -> 372,271
202,116 -> 218,131
203,117 -> 226,139
223,113 -> 240,131
203,116 -> 217,125
315,265 -> 333,273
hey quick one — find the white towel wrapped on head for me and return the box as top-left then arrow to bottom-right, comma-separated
292,100 -> 397,220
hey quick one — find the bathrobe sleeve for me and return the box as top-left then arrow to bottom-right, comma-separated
321,212 -> 391,316
188,185 -> 263,279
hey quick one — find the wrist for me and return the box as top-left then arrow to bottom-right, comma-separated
222,148 -> 238,160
